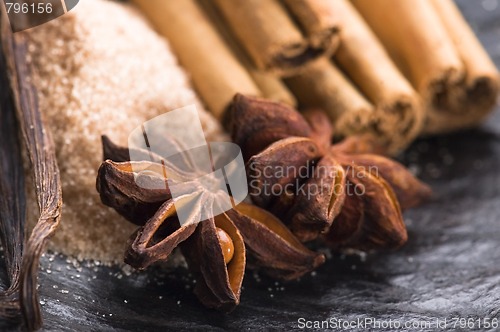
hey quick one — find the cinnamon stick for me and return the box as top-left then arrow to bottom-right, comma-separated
281,0 -> 340,50
249,70 -> 297,107
426,0 -> 500,134
212,0 -> 335,75
352,0 -> 466,120
199,1 -> 297,107
353,0 -> 499,134
328,0 -> 424,154
131,0 -> 260,119
285,59 -> 375,141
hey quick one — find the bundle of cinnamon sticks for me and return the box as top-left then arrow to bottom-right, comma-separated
132,0 -> 499,155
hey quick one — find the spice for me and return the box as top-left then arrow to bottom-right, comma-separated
282,0 -> 340,50
352,0 -> 499,134
131,0 -> 261,119
285,50 -> 422,156
96,136 -> 324,311
284,59 -> 376,151
23,0 -> 227,263
354,0 -> 464,119
330,0 -> 423,155
230,94 -> 431,246
0,36 -> 25,322
1,16 -> 62,330
211,0 -> 337,75
200,0 -> 297,107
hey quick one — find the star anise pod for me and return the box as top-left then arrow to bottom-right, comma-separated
230,94 -> 431,249
96,136 -> 324,312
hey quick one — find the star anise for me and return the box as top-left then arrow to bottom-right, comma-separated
230,94 -> 431,249
96,135 -> 324,312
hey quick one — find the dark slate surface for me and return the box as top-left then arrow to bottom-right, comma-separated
2,1 -> 500,331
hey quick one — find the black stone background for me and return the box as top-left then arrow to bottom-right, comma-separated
1,1 -> 500,331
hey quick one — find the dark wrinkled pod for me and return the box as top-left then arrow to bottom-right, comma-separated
337,154 -> 432,210
246,137 -> 321,208
302,109 -> 333,154
230,94 -> 312,160
124,198 -> 197,268
323,165 -> 408,250
286,155 -> 346,242
229,202 -> 325,280
96,160 -> 173,226
181,214 -> 245,312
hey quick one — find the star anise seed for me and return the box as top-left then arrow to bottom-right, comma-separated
96,136 -> 324,311
229,94 -> 431,249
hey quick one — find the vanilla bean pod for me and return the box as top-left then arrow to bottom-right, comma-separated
1,13 -> 62,330
0,31 -> 24,322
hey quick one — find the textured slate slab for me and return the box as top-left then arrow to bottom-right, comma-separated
1,0 -> 500,331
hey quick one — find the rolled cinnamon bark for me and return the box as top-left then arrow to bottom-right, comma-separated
131,0 -> 260,119
329,0 -> 424,154
199,1 -> 297,107
212,0 -> 335,75
249,70 -> 297,107
352,0 -> 466,120
281,0 -> 340,50
353,0 -> 499,135
426,0 -> 500,134
284,59 -> 375,141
